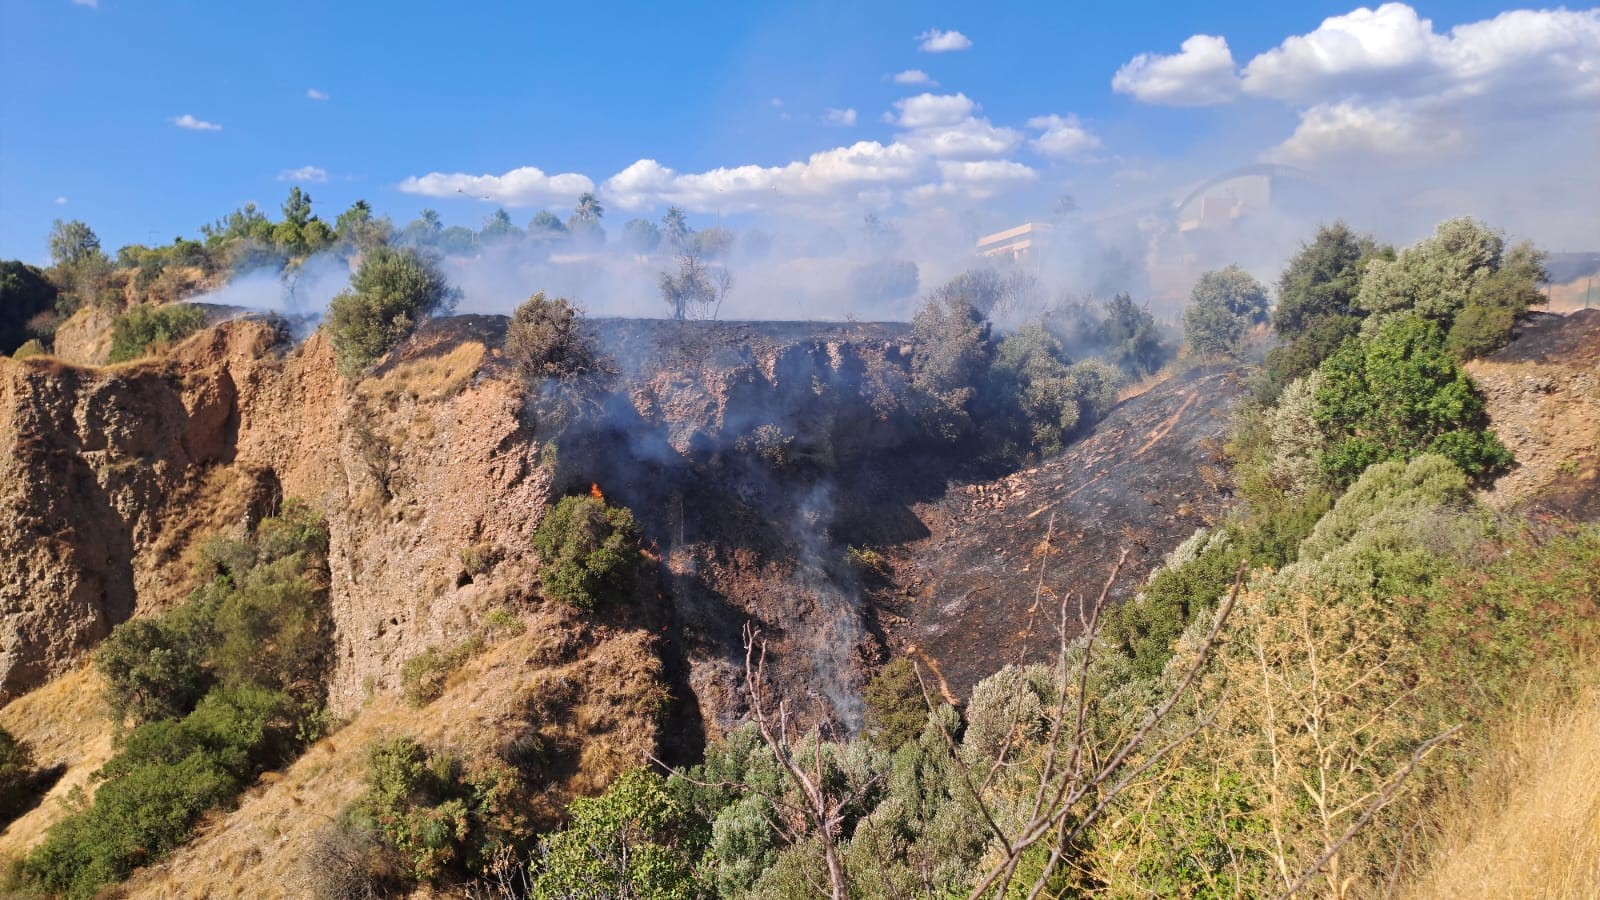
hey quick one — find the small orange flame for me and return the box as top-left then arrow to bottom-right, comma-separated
589,483 -> 604,502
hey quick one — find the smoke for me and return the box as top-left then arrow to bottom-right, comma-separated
187,253 -> 352,334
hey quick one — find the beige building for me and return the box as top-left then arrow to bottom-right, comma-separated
976,222 -> 1052,263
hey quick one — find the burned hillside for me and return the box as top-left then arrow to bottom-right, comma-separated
881,366 -> 1243,699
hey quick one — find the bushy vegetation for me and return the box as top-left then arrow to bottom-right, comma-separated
325,245 -> 459,376
531,494 -> 643,610
338,737 -> 527,886
1262,222 -> 1390,399
1312,314 -> 1511,486
1182,264 -> 1270,357
906,279 -> 1145,461
1357,216 -> 1547,359
106,302 -> 207,363
400,638 -> 484,708
0,260 -> 59,355
531,767 -> 703,898
505,291 -> 595,382
19,502 -> 332,898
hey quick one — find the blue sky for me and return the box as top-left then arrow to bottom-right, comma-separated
1,0 -> 1593,263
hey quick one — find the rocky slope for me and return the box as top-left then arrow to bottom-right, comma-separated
1470,309 -> 1600,520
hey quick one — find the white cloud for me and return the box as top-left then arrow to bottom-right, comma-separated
890,92 -> 976,129
278,165 -> 329,183
770,98 -> 784,108
1267,100 -> 1463,164
917,29 -> 972,53
908,159 -> 1038,203
398,165 -> 596,207
306,88 -> 330,101
71,0 -> 97,7
54,196 -> 68,205
1112,35 -> 1239,106
1243,4 -> 1447,101
892,69 -> 937,86
823,108 -> 858,127
900,118 -> 1022,160
602,141 -> 930,212
173,114 -> 222,132
1243,4 -> 1600,108
889,93 -> 1021,159
1026,114 -> 1102,161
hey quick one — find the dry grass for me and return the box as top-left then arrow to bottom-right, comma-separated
1404,672 -> 1600,899
0,666 -> 116,861
358,341 -> 485,405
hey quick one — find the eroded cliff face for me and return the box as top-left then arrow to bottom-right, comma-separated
0,318 -> 551,714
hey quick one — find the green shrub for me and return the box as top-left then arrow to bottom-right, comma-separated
862,658 -> 928,750
350,737 -> 526,884
532,494 -> 643,610
400,638 -> 483,708
1313,315 -> 1511,486
22,687 -> 297,899
97,615 -> 211,725
532,768 -> 705,900
13,338 -> 46,359
107,303 -> 207,362
0,726 -> 46,826
325,246 -> 458,377
1,259 -> 59,355
1182,266 -> 1269,358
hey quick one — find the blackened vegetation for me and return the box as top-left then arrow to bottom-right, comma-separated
511,303 -> 1190,735
886,365 -> 1244,698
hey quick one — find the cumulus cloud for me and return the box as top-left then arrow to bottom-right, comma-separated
1112,35 -> 1239,106
306,88 -> 330,101
1026,114 -> 1102,161
602,142 -> 930,212
890,92 -> 976,129
398,165 -> 596,207
900,118 -> 1022,160
1244,4 -> 1600,110
278,165 -> 329,183
908,159 -> 1038,203
173,114 -> 222,132
1267,100 -> 1463,164
917,29 -> 973,53
823,108 -> 858,127
892,69 -> 937,86
1250,5 -> 1600,164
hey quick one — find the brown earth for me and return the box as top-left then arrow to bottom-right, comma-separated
1470,309 -> 1600,521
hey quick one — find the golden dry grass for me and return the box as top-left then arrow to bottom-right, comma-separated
0,666 -> 116,861
358,341 -> 485,405
1404,675 -> 1600,899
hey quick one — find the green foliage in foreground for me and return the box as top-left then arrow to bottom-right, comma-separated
532,768 -> 704,900
22,503 -> 332,899
107,303 -> 207,363
1313,315 -> 1511,486
532,494 -> 643,610
324,245 -> 458,376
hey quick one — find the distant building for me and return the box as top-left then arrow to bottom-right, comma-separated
976,222 -> 1052,263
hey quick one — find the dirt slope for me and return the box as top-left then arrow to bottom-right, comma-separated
884,366 -> 1242,700
1470,309 -> 1600,520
